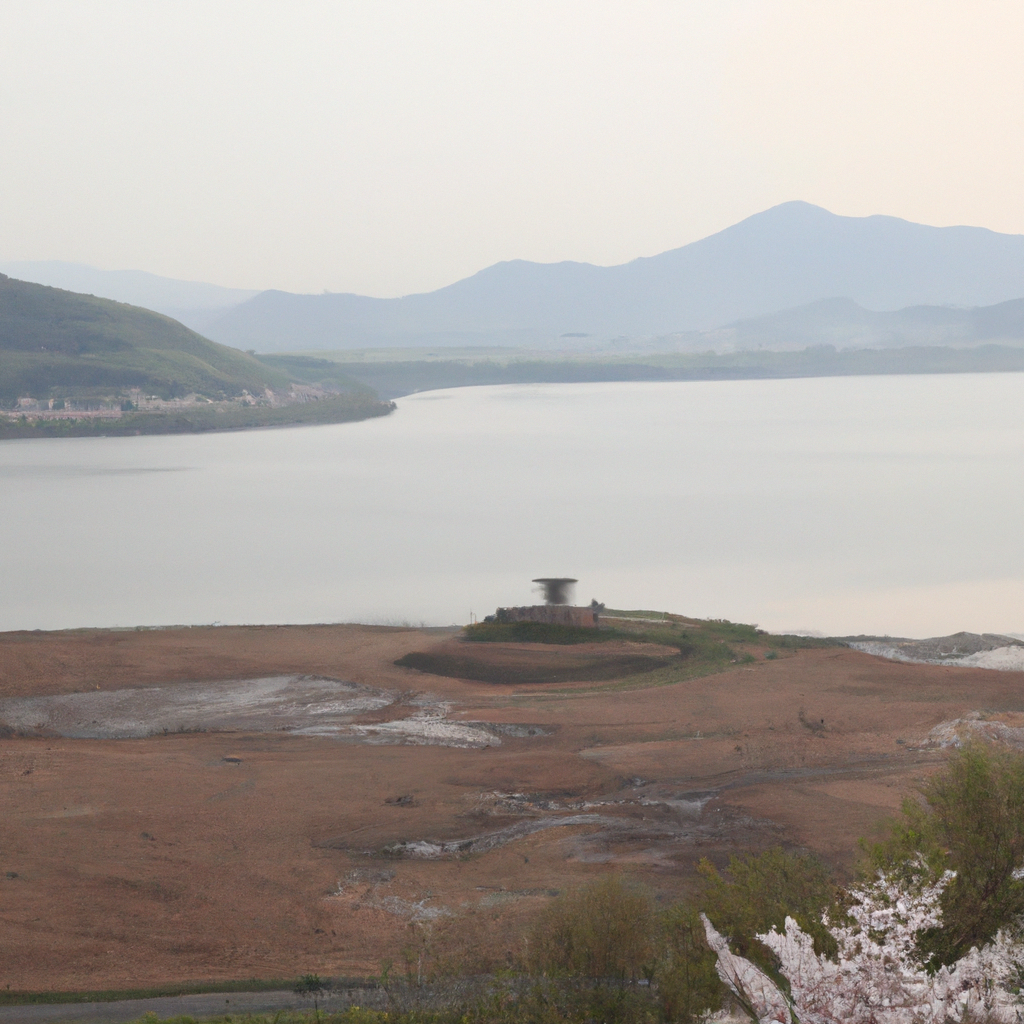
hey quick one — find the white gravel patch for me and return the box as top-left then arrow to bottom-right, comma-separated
958,647 -> 1024,671
850,641 -> 1024,671
928,712 -> 1024,750
346,702 -> 501,749
848,641 -> 916,662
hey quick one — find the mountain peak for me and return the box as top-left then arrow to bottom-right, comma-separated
204,203 -> 1024,350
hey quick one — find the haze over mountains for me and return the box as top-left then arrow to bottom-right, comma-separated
681,295 -> 1024,353
203,202 -> 1024,352
6,202 -> 1024,353
0,261 -> 258,336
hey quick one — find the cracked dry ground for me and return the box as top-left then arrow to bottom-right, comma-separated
2,622 -> 1023,990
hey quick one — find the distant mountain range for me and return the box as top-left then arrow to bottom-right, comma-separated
201,201 -> 1024,352
6,202 -> 1024,353
669,295 -> 1024,353
0,261 -> 258,335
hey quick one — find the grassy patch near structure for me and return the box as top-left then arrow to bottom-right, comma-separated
463,613 -> 769,653
399,612 -> 840,690
394,648 -> 673,685
601,608 -> 670,620
462,621 -> 617,645
604,610 -> 836,648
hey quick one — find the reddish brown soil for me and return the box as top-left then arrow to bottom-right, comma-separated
2,624 -> 1023,990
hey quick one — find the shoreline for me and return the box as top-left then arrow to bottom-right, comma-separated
0,393 -> 395,439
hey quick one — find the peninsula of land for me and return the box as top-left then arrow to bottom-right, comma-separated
0,274 -> 394,438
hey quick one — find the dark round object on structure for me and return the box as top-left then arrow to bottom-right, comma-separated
532,577 -> 578,605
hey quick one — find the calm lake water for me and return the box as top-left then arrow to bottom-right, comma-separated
3,374 -> 1024,638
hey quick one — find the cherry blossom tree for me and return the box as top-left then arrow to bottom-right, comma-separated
703,864 -> 1024,1024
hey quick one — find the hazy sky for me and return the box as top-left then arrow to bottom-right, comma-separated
1,1 -> 1022,296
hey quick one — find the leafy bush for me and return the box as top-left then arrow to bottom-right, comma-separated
697,847 -> 840,963
655,903 -> 722,1022
529,875 -> 656,982
866,742 -> 1024,967
525,863 -> 837,1022
699,619 -> 763,644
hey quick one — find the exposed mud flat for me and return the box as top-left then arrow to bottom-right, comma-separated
7,622 -> 1024,990
317,783 -> 776,869
347,795 -> 776,864
0,675 -> 528,748
0,675 -> 388,739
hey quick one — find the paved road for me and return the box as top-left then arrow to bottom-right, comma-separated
0,986 -> 386,1024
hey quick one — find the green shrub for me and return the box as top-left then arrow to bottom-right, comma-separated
700,619 -> 762,644
529,875 -> 656,982
697,847 -> 839,963
655,903 -> 722,1022
866,742 -> 1024,967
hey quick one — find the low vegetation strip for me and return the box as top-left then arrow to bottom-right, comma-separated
394,648 -> 676,685
464,614 -> 835,650
397,616 -> 840,686
0,979 -> 306,1007
462,621 -> 625,644
0,275 -> 396,436
269,345 -> 1024,400
0,392 -> 394,438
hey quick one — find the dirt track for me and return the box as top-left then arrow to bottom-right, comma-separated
2,623 -> 1023,990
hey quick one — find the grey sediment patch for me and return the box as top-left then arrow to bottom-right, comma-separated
337,795 -> 784,861
377,815 -> 613,858
0,675 -> 394,739
0,676 -> 547,748
475,722 -> 550,738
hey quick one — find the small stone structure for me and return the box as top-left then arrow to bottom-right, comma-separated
487,577 -> 602,628
493,604 -> 599,628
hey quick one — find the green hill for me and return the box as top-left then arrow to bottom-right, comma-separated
0,273 -> 288,401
